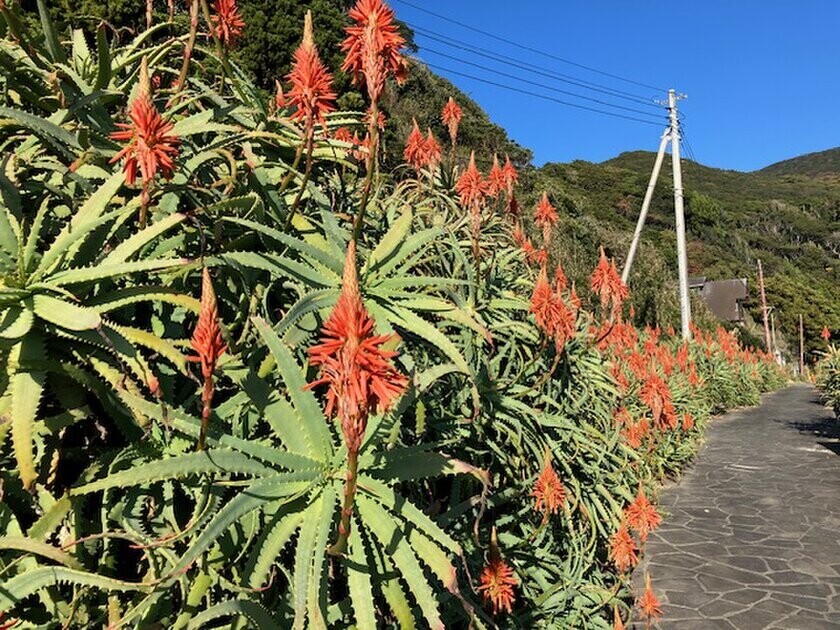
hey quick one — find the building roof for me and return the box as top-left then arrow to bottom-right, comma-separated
688,276 -> 707,289
701,278 -> 748,322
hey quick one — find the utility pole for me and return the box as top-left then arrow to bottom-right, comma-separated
622,89 -> 691,340
622,130 -> 669,284
669,90 -> 691,340
757,259 -> 772,353
799,313 -> 805,377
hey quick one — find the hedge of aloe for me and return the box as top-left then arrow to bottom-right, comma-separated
816,340 -> 840,419
0,1 -> 785,627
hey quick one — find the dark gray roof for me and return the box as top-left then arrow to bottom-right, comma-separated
700,278 -> 748,322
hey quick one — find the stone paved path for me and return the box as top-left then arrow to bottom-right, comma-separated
633,384 -> 840,629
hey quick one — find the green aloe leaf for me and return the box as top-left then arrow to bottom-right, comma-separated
253,317 -> 333,462
72,449 -> 277,495
0,307 -> 34,339
30,294 -> 101,331
186,600 -> 279,630
0,536 -> 81,569
357,495 -> 444,629
0,567 -> 148,613
10,363 -> 45,491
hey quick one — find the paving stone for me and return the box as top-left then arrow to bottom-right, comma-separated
631,385 -> 840,628
663,589 -> 718,608
766,569 -> 819,584
752,596 -> 801,616
726,555 -> 771,574
725,608 -> 784,630
788,556 -> 839,578
722,588 -> 768,605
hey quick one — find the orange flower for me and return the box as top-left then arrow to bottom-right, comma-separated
341,0 -> 407,104
590,246 -> 629,315
532,451 -> 566,515
522,238 -> 535,260
822,326 -> 832,341
364,107 -> 387,131
622,420 -> 646,449
639,372 -> 671,428
190,268 -> 227,450
487,155 -> 506,198
530,265 -> 554,333
502,155 -> 518,196
286,12 -> 336,131
333,127 -> 354,144
534,192 -> 558,244
568,282 -> 581,311
552,298 -> 576,353
191,269 -> 227,380
682,412 -> 695,431
477,558 -> 517,615
627,351 -> 648,380
661,399 -> 678,430
611,363 -> 629,393
676,342 -> 690,372
441,96 -> 462,146
211,0 -> 245,49
608,523 -> 638,572
455,151 -> 488,211
636,573 -> 663,626
613,407 -> 631,427
403,118 -> 427,171
110,94 -> 179,186
553,262 -> 567,293
307,241 -> 409,452
530,265 -> 575,351
625,485 -> 661,542
425,129 -> 441,168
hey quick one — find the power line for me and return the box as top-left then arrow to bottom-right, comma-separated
679,121 -> 698,164
409,24 -> 661,108
393,0 -> 667,93
416,47 -> 666,121
682,135 -> 698,164
414,59 -> 665,127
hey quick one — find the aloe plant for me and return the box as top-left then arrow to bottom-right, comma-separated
0,1 -> 787,627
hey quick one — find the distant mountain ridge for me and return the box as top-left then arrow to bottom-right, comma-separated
532,148 -> 839,358
758,147 -> 840,177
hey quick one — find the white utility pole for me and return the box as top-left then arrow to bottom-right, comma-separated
622,89 -> 691,339
669,89 -> 692,340
622,130 -> 669,284
757,259 -> 772,353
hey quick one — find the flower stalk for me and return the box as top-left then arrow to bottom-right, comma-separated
306,240 -> 408,554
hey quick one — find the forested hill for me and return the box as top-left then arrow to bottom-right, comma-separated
541,150 -> 840,357
758,147 -> 840,178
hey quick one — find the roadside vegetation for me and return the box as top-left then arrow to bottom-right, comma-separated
0,1 -> 786,627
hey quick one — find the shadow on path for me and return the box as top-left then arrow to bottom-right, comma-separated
633,384 -> 840,629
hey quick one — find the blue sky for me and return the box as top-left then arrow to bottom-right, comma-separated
393,0 -> 840,171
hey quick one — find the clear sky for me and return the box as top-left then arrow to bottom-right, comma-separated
392,0 -> 840,172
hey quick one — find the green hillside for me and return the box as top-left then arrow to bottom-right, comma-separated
535,151 -> 839,358
759,147 -> 840,177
